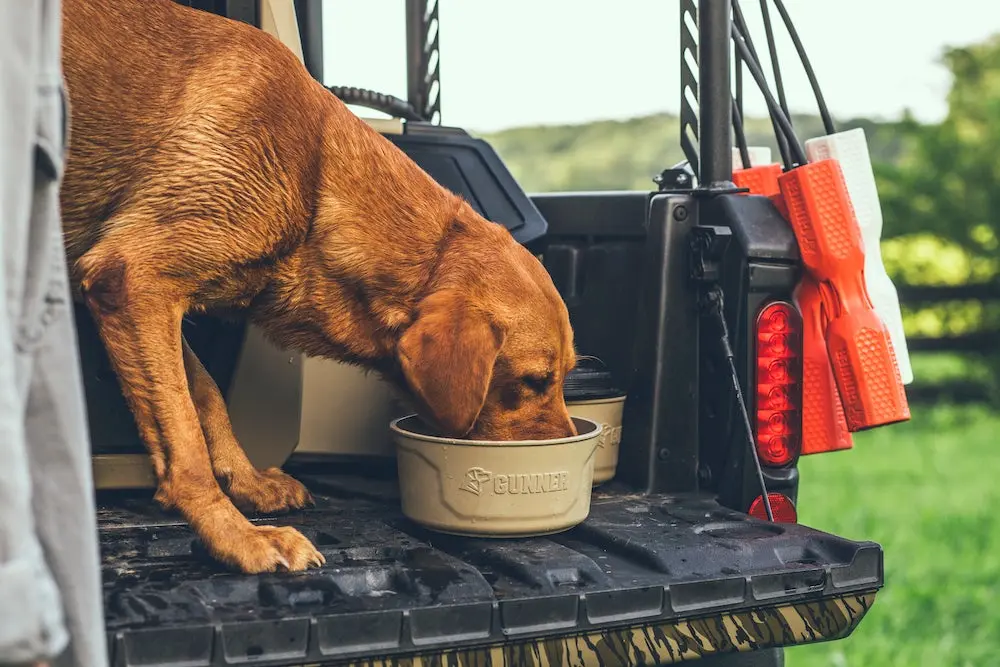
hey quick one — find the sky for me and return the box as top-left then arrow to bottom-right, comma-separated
321,1 -> 1000,133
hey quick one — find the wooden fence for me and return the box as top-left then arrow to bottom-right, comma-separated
897,282 -> 1000,404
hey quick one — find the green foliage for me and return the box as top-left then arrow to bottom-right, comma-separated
867,36 -> 1000,256
479,114 -> 909,194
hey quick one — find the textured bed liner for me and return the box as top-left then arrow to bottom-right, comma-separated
98,467 -> 881,666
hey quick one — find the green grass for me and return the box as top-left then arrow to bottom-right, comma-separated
786,403 -> 1000,667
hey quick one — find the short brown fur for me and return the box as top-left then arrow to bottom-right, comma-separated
61,0 -> 577,573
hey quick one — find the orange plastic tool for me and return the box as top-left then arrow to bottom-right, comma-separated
778,159 -> 910,431
739,172 -> 852,452
733,163 -> 782,197
794,276 -> 853,454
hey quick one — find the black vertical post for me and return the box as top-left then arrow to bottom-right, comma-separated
294,0 -> 324,83
222,0 -> 257,26
405,0 -> 427,115
697,0 -> 733,187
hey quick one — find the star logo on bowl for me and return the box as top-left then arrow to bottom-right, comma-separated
459,467 -> 493,495
596,423 -> 622,449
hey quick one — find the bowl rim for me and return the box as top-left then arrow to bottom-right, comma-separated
390,415 -> 603,447
565,394 -> 627,406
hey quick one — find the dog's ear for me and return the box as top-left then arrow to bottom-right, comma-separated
398,290 -> 505,437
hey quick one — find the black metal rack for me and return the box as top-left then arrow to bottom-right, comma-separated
680,0 -> 735,188
405,0 -> 442,124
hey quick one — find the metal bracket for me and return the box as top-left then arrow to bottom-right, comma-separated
690,225 -> 733,288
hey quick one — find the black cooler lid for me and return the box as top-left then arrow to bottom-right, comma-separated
564,356 -> 625,402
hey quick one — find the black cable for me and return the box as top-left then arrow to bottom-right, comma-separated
704,286 -> 774,522
735,49 -> 744,123
770,0 -> 836,135
733,47 -> 749,169
732,100 -> 751,169
326,86 -> 426,122
759,0 -> 792,127
731,0 -> 794,169
731,23 -> 808,167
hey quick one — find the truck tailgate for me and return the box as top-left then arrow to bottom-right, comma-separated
99,471 -> 881,667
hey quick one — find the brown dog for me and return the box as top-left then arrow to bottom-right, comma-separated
60,0 -> 577,573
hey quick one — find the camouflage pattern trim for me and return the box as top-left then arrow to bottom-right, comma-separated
322,592 -> 875,667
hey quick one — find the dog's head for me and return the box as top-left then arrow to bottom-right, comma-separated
398,223 -> 577,441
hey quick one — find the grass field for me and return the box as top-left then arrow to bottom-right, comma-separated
786,400 -> 1000,667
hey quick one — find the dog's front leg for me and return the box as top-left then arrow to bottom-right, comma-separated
79,257 -> 324,573
181,338 -> 314,514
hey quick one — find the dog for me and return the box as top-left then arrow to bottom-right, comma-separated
59,0 -> 577,573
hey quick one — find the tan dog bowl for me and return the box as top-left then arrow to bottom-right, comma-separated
567,394 -> 625,485
391,416 -> 602,537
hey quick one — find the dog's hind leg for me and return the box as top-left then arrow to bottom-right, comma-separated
182,337 -> 314,514
78,247 -> 324,573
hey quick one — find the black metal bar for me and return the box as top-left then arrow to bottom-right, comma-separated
697,0 -> 732,186
405,0 -> 427,116
294,0 -> 324,83
907,332 -> 1000,353
896,282 -> 1000,303
905,380 -> 991,405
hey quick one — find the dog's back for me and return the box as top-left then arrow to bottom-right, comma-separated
60,0 -> 326,275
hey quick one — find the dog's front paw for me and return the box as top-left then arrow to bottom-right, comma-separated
224,525 -> 326,573
226,467 -> 315,515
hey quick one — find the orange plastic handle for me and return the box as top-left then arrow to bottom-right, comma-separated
795,276 -> 853,454
778,159 -> 910,431
733,163 -> 782,197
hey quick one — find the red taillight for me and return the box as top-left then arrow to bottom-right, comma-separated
749,493 -> 798,523
755,301 -> 802,467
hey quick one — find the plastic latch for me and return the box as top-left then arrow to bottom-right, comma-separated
777,159 -> 910,432
805,128 -> 913,384
793,276 -> 853,454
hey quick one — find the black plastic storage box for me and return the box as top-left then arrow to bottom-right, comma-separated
387,123 -> 549,247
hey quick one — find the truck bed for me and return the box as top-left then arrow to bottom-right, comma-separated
99,465 -> 881,667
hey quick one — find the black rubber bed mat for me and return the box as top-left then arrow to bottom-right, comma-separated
98,469 -> 882,667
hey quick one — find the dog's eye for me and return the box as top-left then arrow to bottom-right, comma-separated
522,373 -> 553,394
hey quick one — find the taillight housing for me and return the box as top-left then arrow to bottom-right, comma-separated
754,301 -> 803,467
749,493 -> 798,523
